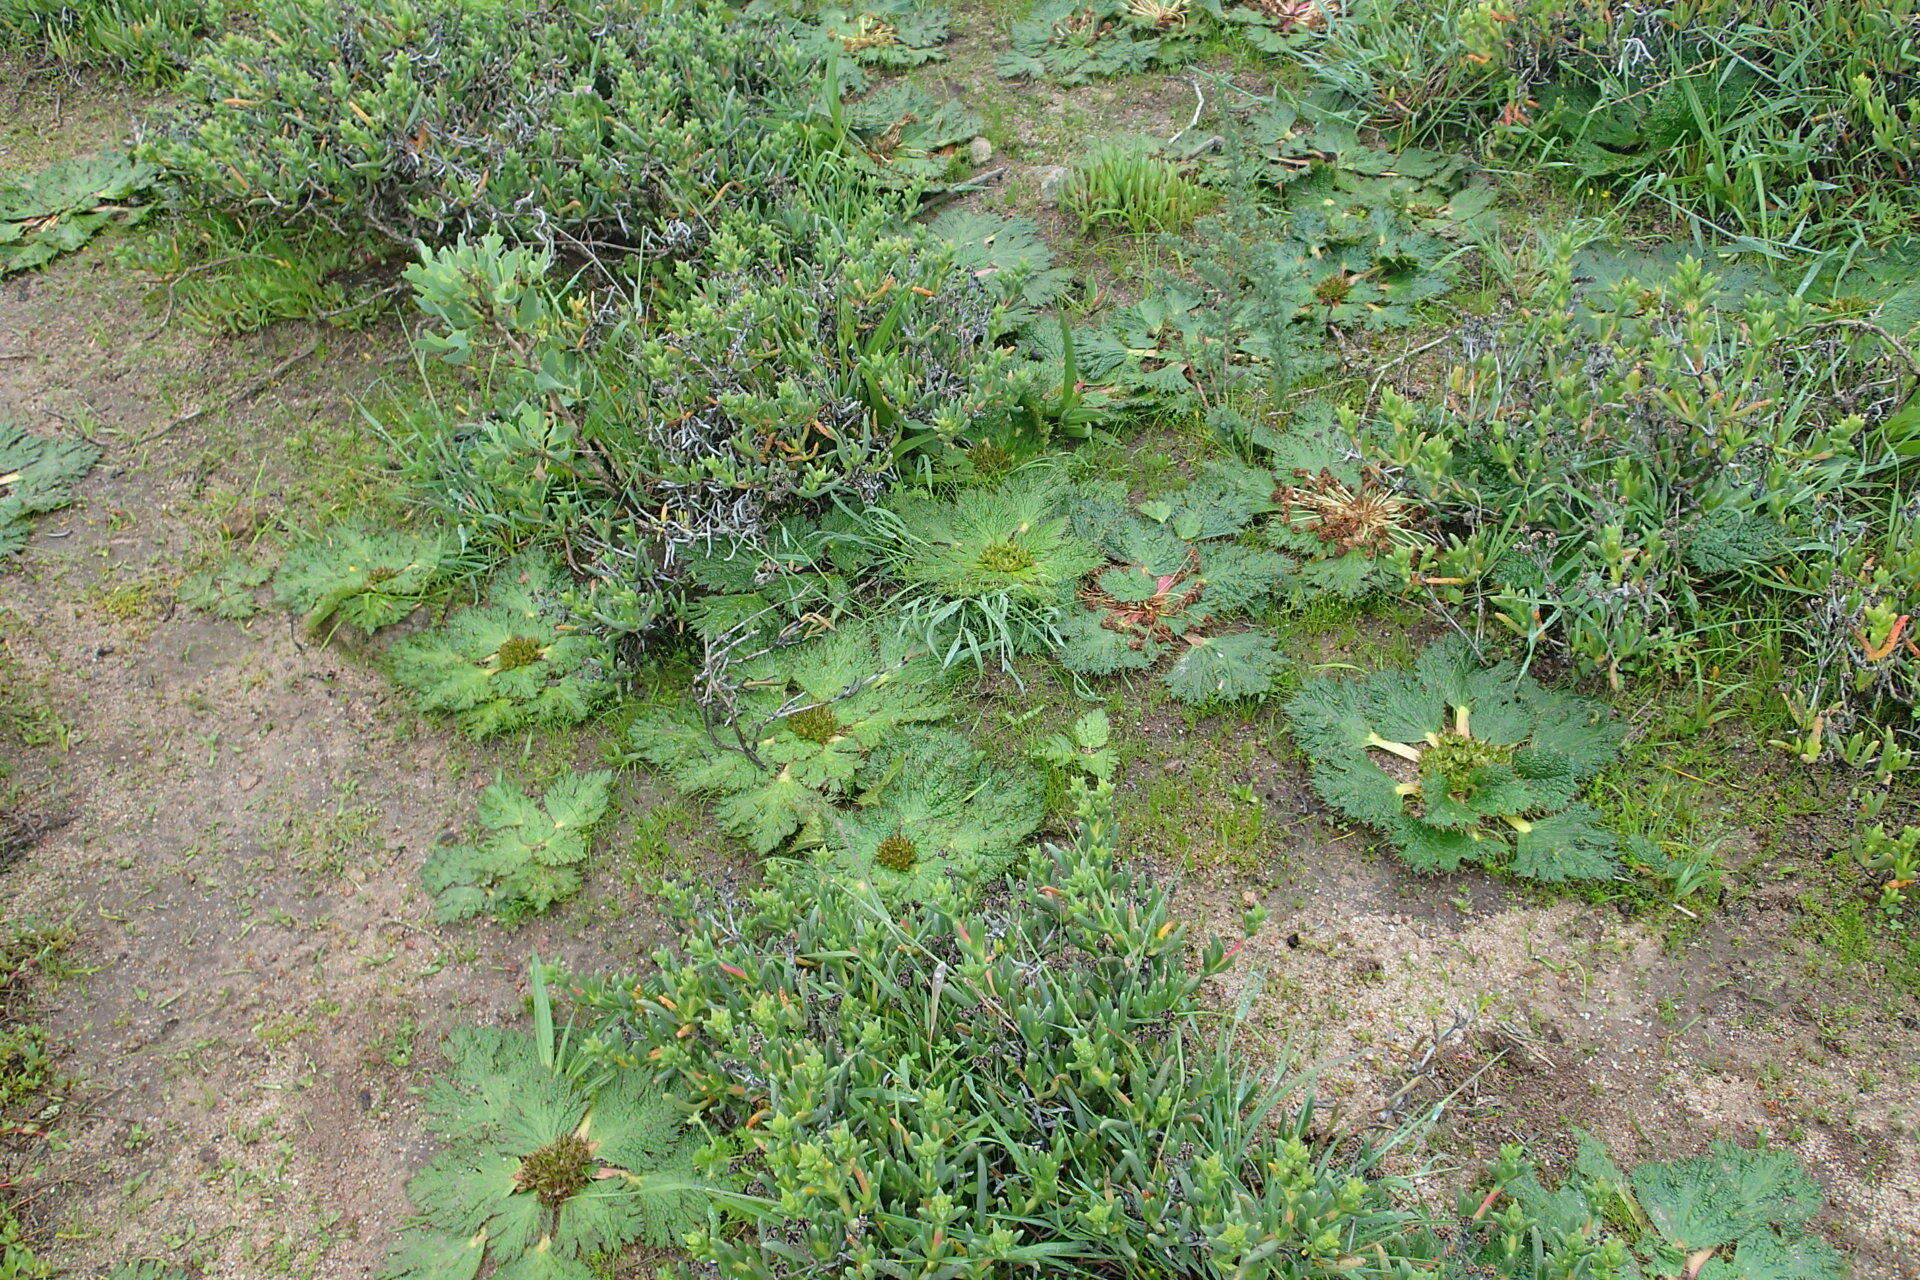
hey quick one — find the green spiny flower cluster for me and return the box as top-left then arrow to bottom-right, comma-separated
401,204 -> 1037,641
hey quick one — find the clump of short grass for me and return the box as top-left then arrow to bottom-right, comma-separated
1059,139 -> 1215,236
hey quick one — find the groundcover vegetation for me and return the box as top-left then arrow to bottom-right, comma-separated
4,0 -> 1918,1273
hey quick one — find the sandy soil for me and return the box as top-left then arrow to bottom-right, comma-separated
1,65 -> 673,1277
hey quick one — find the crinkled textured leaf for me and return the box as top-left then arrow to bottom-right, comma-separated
1631,1142 -> 1824,1251
627,624 -> 951,852
1160,461 -> 1274,541
1033,709 -> 1118,782
421,771 -> 611,922
842,83 -> 980,186
820,729 -> 1045,901
490,1245 -> 598,1280
0,152 -> 152,276
1682,506 -> 1788,575
0,422 -> 99,558
929,210 -> 1072,309
1389,816 -> 1481,872
995,0 -> 1178,85
178,556 -> 272,619
390,1028 -> 704,1279
0,152 -> 153,220
818,0 -> 951,66
1700,1232 -> 1846,1280
1508,804 -> 1619,883
390,555 -> 614,737
275,523 -> 451,635
1054,609 -> 1164,674
1310,759 -> 1410,829
1163,631 -> 1285,704
1056,477 -> 1298,694
1193,543 -> 1287,616
380,1229 -> 488,1280
1285,640 -> 1624,880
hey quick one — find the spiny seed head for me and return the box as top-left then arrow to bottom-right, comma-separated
495,635 -> 544,670
515,1133 -> 595,1207
875,835 -> 918,873
967,441 -> 1014,476
1313,273 -> 1353,305
1127,0 -> 1190,27
782,704 -> 841,745
839,13 -> 899,49
1279,467 -> 1418,554
977,540 -> 1036,576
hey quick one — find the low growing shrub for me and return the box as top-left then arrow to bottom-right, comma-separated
1364,246 -> 1916,695
145,0 -> 811,253
399,208 -> 1038,639
573,794 -> 1429,1278
1303,0 -> 1920,248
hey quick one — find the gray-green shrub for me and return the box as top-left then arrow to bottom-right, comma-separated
399,203 -> 1038,638
144,0 -> 810,252
1365,243 -> 1915,697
